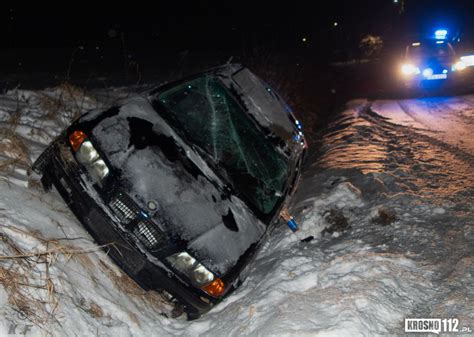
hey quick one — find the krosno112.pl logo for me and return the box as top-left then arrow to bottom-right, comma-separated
405,318 -> 472,334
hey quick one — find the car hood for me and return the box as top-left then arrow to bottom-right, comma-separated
85,97 -> 267,275
411,55 -> 454,67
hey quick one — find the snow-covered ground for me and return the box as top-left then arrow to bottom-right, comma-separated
0,85 -> 472,336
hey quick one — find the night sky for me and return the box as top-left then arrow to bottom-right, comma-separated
1,0 -> 473,89
2,1 -> 473,50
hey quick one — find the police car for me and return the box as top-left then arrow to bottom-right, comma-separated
400,30 -> 470,88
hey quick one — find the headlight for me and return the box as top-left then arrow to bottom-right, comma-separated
422,68 -> 433,77
460,55 -> 474,67
401,64 -> 420,76
453,61 -> 466,72
167,252 -> 215,287
76,141 -> 99,163
193,265 -> 215,285
70,131 -> 110,183
90,159 -> 109,181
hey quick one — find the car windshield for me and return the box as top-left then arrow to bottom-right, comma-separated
152,74 -> 289,216
408,42 -> 454,60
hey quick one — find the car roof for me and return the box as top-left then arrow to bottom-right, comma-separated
405,40 -> 456,57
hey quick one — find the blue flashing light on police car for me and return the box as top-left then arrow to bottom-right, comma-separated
434,29 -> 448,40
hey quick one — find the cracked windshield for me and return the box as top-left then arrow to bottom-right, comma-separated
154,75 -> 289,215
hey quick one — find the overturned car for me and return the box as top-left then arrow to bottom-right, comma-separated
32,64 -> 306,319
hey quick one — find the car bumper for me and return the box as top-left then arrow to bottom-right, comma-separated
39,139 -> 217,319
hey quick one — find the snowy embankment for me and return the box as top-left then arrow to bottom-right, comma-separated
0,85 -> 472,336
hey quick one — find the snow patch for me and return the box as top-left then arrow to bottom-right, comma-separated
296,182 -> 364,239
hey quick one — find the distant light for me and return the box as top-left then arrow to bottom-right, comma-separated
107,29 -> 118,38
412,42 -> 421,47
393,0 -> 399,3
443,69 -> 448,74
435,29 -> 448,40
333,22 -> 338,27
423,68 -> 433,77
302,37 -> 307,42
436,40 -> 445,44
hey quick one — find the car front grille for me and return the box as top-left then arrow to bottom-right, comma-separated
133,220 -> 165,249
109,192 -> 138,225
109,191 -> 165,250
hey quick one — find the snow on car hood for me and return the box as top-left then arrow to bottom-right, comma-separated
88,97 -> 266,274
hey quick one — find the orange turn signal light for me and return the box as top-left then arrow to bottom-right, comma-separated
201,278 -> 225,297
69,130 -> 87,151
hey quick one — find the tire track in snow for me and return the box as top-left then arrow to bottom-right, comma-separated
397,100 -> 432,130
366,102 -> 474,167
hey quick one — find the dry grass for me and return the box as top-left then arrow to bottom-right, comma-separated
97,259 -> 176,319
0,226 -> 115,335
75,297 -> 104,319
0,131 -> 30,163
0,96 -> 29,175
88,302 -> 104,318
0,158 -> 21,173
38,82 -> 96,126
0,232 -> 58,334
0,95 -> 30,174
0,82 -> 98,176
